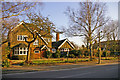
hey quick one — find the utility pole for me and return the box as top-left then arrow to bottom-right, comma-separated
98,32 -> 101,64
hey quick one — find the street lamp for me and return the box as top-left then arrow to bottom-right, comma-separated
67,50 -> 69,62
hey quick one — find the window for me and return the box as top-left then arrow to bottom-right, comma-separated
17,35 -> 27,41
14,48 -> 19,55
33,39 -> 39,45
34,50 -> 39,53
52,49 -> 56,53
14,47 -> 28,55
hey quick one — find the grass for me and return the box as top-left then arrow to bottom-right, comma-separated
31,58 -> 89,65
9,57 -> 118,66
101,57 -> 118,60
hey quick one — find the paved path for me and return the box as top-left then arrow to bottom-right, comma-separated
2,64 -> 119,78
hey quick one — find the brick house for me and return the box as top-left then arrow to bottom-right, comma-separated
9,22 -> 52,59
52,33 -> 75,53
5,21 -> 75,59
93,40 -> 120,54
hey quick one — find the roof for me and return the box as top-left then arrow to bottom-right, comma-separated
52,39 -> 66,49
33,45 -> 50,51
12,43 -> 27,48
52,38 -> 75,49
11,21 -> 53,45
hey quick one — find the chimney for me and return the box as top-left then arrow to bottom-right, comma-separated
56,32 -> 59,42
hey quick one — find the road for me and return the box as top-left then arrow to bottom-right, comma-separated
2,64 -> 119,79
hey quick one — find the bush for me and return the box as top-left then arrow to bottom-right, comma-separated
61,52 -> 67,58
44,51 -> 52,58
69,54 -> 75,58
55,50 -> 61,58
2,59 -> 11,67
69,50 -> 82,58
12,55 -> 27,60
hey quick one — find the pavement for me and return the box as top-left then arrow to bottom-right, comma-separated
2,63 -> 119,79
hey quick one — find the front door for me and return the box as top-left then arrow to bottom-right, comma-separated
41,49 -> 46,57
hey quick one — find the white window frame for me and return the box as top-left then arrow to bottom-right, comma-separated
34,50 -> 39,53
17,35 -> 27,41
33,39 -> 39,45
14,47 -> 28,55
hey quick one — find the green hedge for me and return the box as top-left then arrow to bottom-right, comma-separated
12,55 -> 27,60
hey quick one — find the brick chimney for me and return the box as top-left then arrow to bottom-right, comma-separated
56,32 -> 59,42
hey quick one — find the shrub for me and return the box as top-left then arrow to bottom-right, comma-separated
2,59 -> 11,67
69,54 -> 75,58
44,51 -> 52,58
69,50 -> 78,57
55,50 -> 61,58
12,55 -> 27,60
2,47 -> 11,67
61,52 -> 67,58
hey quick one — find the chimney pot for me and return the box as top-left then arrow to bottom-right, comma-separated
56,32 -> 59,42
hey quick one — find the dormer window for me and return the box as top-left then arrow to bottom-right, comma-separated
17,35 -> 27,41
33,39 -> 39,45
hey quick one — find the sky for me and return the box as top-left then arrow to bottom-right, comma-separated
38,2 -> 118,46
2,0 -> 118,47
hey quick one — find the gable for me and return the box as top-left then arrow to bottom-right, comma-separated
52,39 -> 75,49
60,41 -> 73,49
52,39 -> 66,49
10,22 -> 53,48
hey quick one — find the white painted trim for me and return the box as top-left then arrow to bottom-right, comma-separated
11,22 -> 24,31
38,34 -> 48,45
58,38 -> 75,49
17,35 -> 27,41
33,39 -> 39,45
41,45 -> 50,51
66,38 -> 75,49
14,47 -> 28,55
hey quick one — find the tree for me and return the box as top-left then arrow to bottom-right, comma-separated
103,20 -> 118,41
2,2 -> 37,19
23,12 -> 55,63
64,2 -> 109,61
25,12 -> 56,37
103,20 -> 119,54
1,2 -> 41,45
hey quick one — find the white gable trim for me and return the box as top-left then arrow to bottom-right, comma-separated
58,38 -> 75,49
11,21 -> 24,31
38,34 -> 48,45
41,45 -> 50,51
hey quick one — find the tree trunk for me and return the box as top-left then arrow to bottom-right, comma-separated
98,32 -> 101,64
26,43 -> 30,63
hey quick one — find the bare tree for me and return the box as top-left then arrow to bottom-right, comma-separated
23,12 -> 55,63
64,2 -> 109,61
103,20 -> 119,54
26,12 -> 55,35
2,2 -> 37,19
103,20 -> 118,41
1,2 -> 41,45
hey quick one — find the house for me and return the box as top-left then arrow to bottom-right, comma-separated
52,33 -> 75,53
93,40 -> 120,54
8,21 -> 52,59
4,21 -> 75,60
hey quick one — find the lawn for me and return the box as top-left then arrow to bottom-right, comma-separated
9,57 -> 119,66
30,58 -> 89,65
